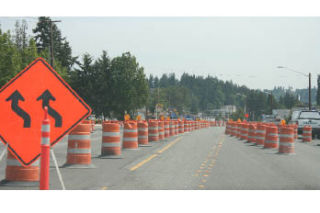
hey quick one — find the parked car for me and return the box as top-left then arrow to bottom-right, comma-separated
296,110 -> 320,137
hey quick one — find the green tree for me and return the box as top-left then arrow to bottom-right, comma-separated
110,52 -> 149,119
33,16 -> 76,73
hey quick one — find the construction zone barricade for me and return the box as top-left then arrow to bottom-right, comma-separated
264,125 -> 279,149
149,121 -> 159,142
240,123 -> 248,141
0,151 -> 39,186
255,124 -> 266,146
174,120 -> 179,135
179,121 -> 184,134
123,121 -> 138,149
100,122 -> 122,158
279,126 -> 295,154
302,125 -> 312,143
82,120 -> 93,133
158,121 -> 165,140
235,123 -> 241,139
169,121 -> 174,136
63,123 -> 94,168
184,121 -> 190,132
247,124 -> 256,143
138,121 -> 149,146
164,121 -> 170,138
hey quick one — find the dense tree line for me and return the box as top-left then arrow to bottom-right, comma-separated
0,17 -> 311,121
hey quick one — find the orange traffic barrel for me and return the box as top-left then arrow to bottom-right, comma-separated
195,121 -> 199,130
164,121 -> 170,138
123,121 -> 138,149
302,125 -> 312,143
174,120 -> 179,135
184,120 -> 189,132
0,151 -> 39,186
148,121 -> 159,142
264,125 -> 279,149
240,123 -> 248,141
138,121 -> 149,145
101,122 -> 121,157
279,126 -> 295,154
247,124 -> 256,143
179,120 -> 184,134
158,120 -> 165,140
236,123 -> 243,139
82,120 -> 93,133
169,121 -> 174,136
63,123 -> 94,168
255,124 -> 266,146
229,122 -> 235,136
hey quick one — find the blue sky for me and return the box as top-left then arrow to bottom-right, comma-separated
1,17 -> 320,90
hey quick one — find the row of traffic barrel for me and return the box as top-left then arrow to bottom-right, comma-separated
225,121 -> 312,154
1,119 -> 222,186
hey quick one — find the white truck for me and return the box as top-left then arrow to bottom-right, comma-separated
296,110 -> 320,138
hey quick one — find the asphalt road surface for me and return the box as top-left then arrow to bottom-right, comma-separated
0,126 -> 320,190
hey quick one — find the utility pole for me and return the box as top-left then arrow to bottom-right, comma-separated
277,66 -> 312,110
47,19 -> 61,68
309,73 -> 311,110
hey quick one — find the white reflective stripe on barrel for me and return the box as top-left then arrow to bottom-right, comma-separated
265,140 -> 278,143
149,133 -> 159,137
279,134 -> 294,138
41,124 -> 50,132
280,142 -> 294,147
247,136 -> 255,139
41,137 -> 50,145
102,143 -> 121,147
138,128 -> 148,132
255,136 -> 265,140
69,135 -> 90,140
123,137 -> 138,142
138,135 -> 148,139
268,133 -> 278,136
255,130 -> 265,133
67,148 -> 91,153
149,127 -> 158,130
303,131 -> 312,133
124,129 -> 137,133
103,132 -> 120,137
159,132 -> 165,135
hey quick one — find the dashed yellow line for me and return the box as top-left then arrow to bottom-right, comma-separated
101,186 -> 108,190
130,154 -> 158,171
157,137 -> 182,154
130,137 -> 183,171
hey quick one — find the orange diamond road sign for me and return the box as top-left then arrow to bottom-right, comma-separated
0,58 -> 92,167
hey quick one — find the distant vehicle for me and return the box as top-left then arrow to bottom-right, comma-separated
288,110 -> 301,124
296,110 -> 320,137
262,114 -> 276,123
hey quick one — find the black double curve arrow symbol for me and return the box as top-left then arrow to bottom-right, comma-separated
37,89 -> 62,127
6,90 -> 31,128
6,89 -> 62,128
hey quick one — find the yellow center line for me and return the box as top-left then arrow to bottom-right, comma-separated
157,137 -> 182,154
101,186 -> 108,190
130,137 -> 183,172
130,154 -> 158,171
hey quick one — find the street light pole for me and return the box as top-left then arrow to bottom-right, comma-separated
277,66 -> 311,110
309,73 -> 311,110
